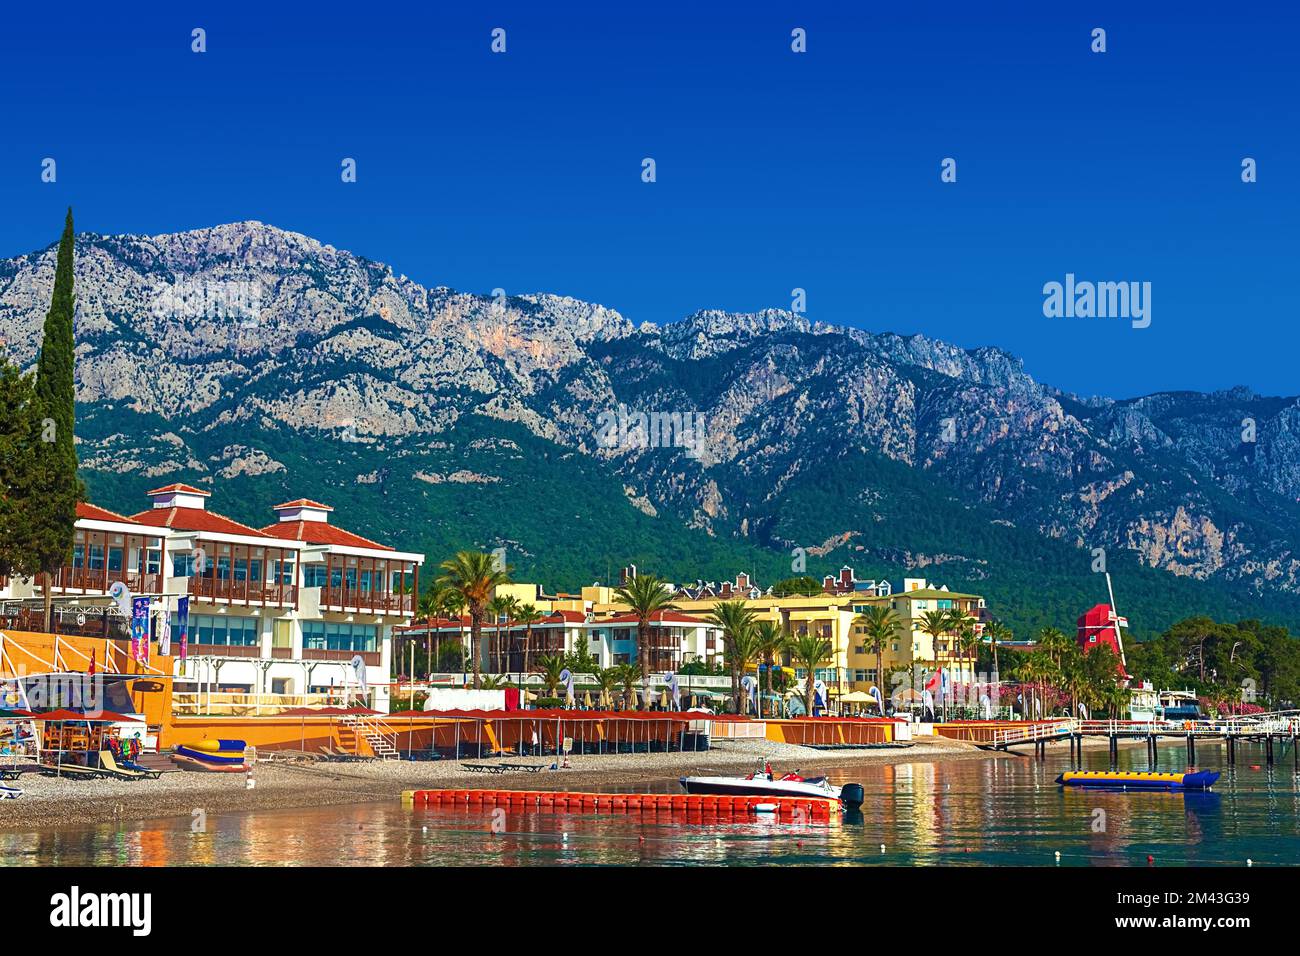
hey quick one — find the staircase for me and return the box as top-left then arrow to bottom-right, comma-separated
338,713 -> 400,760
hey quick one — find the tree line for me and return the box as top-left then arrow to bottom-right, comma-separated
0,211 -> 83,632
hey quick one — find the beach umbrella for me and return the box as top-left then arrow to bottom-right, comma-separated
583,691 -> 593,710
659,691 -> 668,709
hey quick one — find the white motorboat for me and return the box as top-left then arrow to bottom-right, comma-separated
679,760 -> 864,810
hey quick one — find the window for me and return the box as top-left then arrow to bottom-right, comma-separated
303,565 -> 328,588
173,552 -> 195,577
302,621 -> 378,652
272,559 -> 296,585
171,613 -> 261,647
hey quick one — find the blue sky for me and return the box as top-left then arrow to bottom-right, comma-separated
1,1 -> 1295,398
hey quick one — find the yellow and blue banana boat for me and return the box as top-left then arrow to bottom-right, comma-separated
1056,770 -> 1219,790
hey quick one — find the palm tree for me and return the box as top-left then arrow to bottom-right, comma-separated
613,663 -> 642,710
439,588 -> 467,673
919,610 -> 952,714
414,585 -> 451,676
954,621 -> 980,694
613,573 -> 678,710
984,619 -> 1011,679
537,654 -> 565,698
486,594 -> 515,675
753,619 -> 787,718
787,632 -> 832,717
514,602 -> 545,676
707,600 -> 759,714
594,665 -> 621,709
437,550 -> 511,689
854,605 -> 898,710
1037,627 -> 1071,669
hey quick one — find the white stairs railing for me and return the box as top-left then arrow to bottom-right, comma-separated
340,713 -> 400,760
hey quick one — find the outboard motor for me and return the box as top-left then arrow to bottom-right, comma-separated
839,783 -> 865,811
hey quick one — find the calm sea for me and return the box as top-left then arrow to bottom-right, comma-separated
4,743 -> 1297,866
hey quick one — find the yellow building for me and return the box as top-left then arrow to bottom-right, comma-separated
497,568 -> 988,702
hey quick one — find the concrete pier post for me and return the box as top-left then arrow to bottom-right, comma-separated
1186,733 -> 1195,766
1147,734 -> 1156,770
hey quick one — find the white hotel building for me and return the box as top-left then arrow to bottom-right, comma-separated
0,484 -> 423,710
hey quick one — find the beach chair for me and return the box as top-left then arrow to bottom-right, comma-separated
38,763 -> 109,780
98,750 -> 161,781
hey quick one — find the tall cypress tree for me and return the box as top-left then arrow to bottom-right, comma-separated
0,361 -> 40,584
31,208 -> 84,632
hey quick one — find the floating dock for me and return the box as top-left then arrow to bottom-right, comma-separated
402,788 -> 837,820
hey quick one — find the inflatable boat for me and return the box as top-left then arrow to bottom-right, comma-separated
171,739 -> 250,772
1056,770 -> 1220,791
680,760 -> 865,810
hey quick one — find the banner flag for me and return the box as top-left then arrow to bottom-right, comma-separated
131,597 -> 150,664
177,597 -> 190,664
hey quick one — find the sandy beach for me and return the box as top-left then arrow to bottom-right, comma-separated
0,736 -> 1004,833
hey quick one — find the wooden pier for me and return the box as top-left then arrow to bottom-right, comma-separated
988,712 -> 1300,770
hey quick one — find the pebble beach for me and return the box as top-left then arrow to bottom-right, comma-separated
0,736 -> 995,833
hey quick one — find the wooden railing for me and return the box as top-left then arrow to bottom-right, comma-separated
188,642 -> 263,658
173,691 -> 340,716
317,586 -> 413,615
189,576 -> 297,607
52,566 -> 163,595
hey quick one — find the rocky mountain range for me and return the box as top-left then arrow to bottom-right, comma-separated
3,221 -> 1298,636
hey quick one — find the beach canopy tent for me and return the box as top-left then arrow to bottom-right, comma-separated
34,709 -> 142,774
34,709 -> 139,723
838,691 -> 876,704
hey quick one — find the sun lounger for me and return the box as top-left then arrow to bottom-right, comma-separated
497,763 -> 545,773
98,750 -> 161,780
461,763 -> 510,774
39,763 -> 109,780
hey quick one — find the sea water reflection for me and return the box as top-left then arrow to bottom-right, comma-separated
4,745 -> 1298,866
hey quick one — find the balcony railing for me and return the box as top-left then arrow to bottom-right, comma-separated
302,647 -> 380,667
188,576 -> 297,607
317,586 -> 413,615
52,566 -> 163,595
187,642 -> 263,658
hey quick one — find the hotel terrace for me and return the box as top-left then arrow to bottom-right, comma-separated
400,565 -> 988,698
0,484 -> 424,710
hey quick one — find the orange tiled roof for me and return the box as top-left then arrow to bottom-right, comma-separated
272,498 -> 334,512
131,506 -> 272,538
260,520 -> 393,551
601,610 -> 709,625
145,483 -> 211,497
76,502 -> 143,525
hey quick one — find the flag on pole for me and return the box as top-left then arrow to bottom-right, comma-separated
130,597 -> 149,663
177,596 -> 190,664
158,608 -> 171,657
